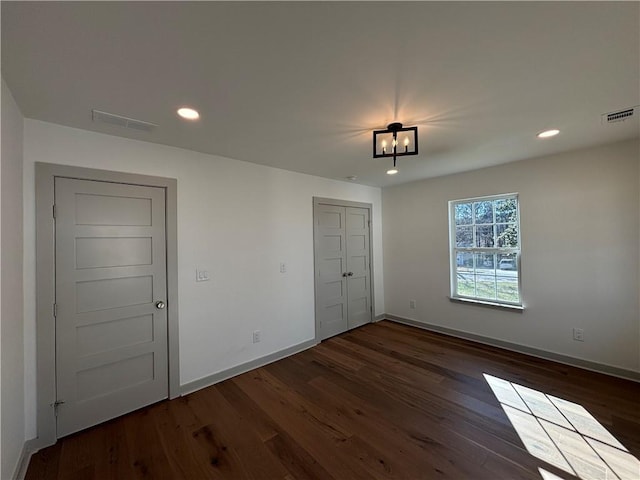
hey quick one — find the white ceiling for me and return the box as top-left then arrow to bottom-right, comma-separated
2,2 -> 639,187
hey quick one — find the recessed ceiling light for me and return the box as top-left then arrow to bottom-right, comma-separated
537,129 -> 560,138
346,175 -> 358,181
177,107 -> 200,120
386,168 -> 398,175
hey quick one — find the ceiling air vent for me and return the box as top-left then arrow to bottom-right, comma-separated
602,106 -> 638,124
92,110 -> 157,132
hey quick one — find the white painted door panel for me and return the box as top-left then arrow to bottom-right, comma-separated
346,207 -> 371,330
315,205 -> 348,340
55,178 -> 168,437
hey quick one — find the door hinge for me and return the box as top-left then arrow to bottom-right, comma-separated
53,303 -> 58,317
52,400 -> 65,417
53,205 -> 57,218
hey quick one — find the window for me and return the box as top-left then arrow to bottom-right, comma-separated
449,194 -> 521,307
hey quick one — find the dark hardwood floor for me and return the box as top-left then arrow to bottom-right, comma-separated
26,321 -> 640,479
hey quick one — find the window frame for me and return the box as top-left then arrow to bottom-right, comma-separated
448,193 -> 523,309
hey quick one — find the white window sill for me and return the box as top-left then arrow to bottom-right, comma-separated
449,296 -> 524,312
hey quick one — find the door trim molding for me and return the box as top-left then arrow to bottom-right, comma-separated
34,162 -> 180,448
312,197 -> 375,342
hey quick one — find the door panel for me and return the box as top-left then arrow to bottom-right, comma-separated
74,193 -> 152,225
314,205 -> 348,340
76,314 -> 154,356
346,207 -> 371,329
75,237 -> 152,269
314,202 -> 372,341
55,178 -> 168,437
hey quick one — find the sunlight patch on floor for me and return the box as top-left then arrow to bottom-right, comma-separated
539,468 -> 566,480
484,373 -> 640,480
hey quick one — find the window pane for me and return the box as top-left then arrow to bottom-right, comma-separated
456,252 -> 474,271
456,271 -> 475,297
455,203 -> 472,225
475,253 -> 495,274
450,194 -> 521,306
475,225 -> 494,247
474,201 -> 493,224
497,276 -> 519,303
496,224 -> 518,247
495,198 -> 517,223
498,253 -> 517,272
456,226 -> 473,247
476,274 -> 496,300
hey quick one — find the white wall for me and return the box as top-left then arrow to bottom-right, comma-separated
383,139 -> 640,373
1,79 -> 25,478
22,119 -> 384,439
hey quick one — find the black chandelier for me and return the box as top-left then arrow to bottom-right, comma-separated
373,122 -> 418,175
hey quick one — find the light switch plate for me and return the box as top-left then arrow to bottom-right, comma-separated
279,262 -> 287,273
196,269 -> 210,282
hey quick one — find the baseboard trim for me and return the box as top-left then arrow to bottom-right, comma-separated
180,338 -> 318,396
374,314 -> 386,322
13,438 -> 39,480
384,314 -> 640,383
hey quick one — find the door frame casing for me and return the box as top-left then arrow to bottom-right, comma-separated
312,197 -> 375,342
35,162 -> 180,448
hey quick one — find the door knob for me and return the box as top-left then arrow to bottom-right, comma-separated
342,272 -> 348,277
155,301 -> 166,310
347,272 -> 354,276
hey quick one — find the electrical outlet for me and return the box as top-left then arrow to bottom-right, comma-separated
573,328 -> 584,342
409,300 -> 416,309
279,262 -> 287,273
253,330 -> 261,343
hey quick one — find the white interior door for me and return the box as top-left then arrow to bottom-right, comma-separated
314,204 -> 348,340
55,177 -> 169,437
346,207 -> 371,329
314,201 -> 372,341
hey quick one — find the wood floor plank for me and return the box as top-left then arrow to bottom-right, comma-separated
85,418 -> 133,480
24,441 -> 62,480
25,320 -> 640,480
306,367 -> 539,480
263,433 -> 336,480
232,370 -> 374,479
376,322 -> 640,418
307,341 -> 518,442
151,400 -> 218,480
188,386 -> 292,479
55,426 -> 99,480
264,362 -> 446,479
298,372 -> 502,479
217,379 -> 336,480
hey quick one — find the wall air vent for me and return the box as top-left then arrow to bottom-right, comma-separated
602,106 -> 638,124
92,110 -> 157,132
